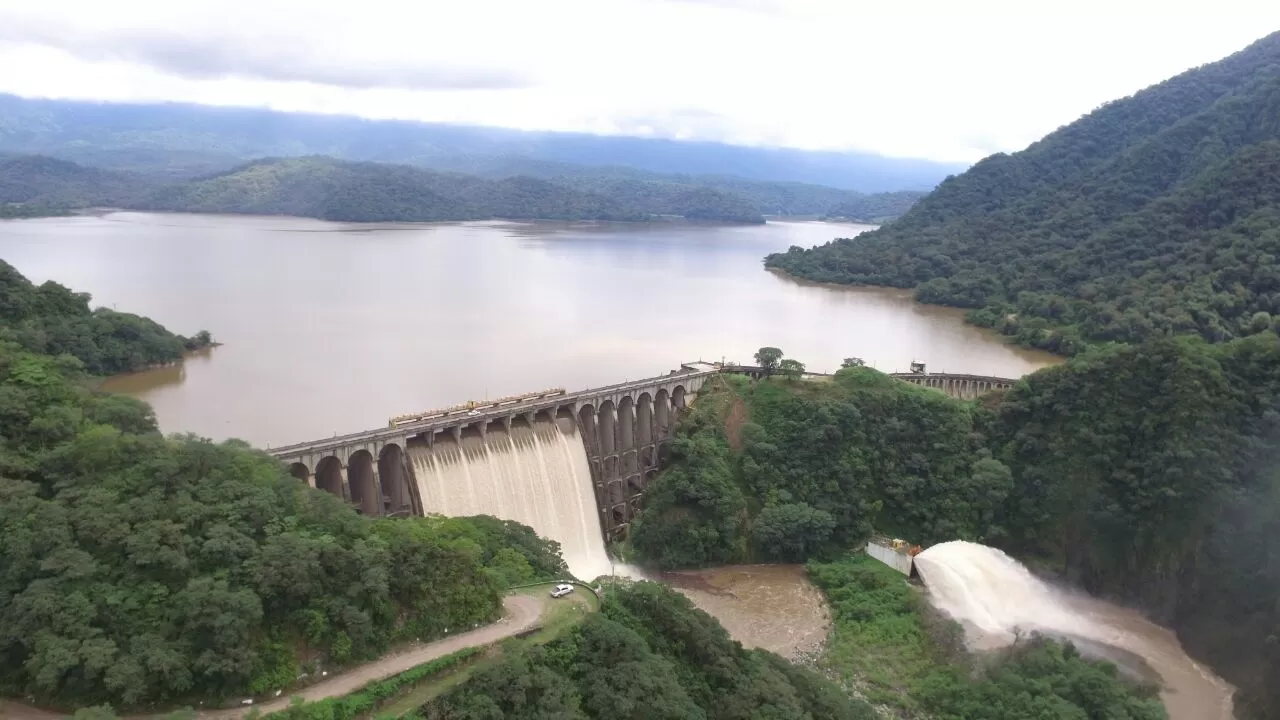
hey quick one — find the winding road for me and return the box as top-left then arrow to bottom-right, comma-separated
0,595 -> 543,720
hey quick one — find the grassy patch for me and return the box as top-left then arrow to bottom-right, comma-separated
807,554 -> 1167,720
375,649 -> 494,718
259,647 -> 483,720
807,555 -> 944,713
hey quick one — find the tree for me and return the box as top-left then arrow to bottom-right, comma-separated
0,336 -> 572,707
754,347 -> 783,375
778,358 -> 806,380
751,503 -> 835,561
841,357 -> 866,368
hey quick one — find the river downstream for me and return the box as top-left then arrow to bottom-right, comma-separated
0,212 -> 1057,446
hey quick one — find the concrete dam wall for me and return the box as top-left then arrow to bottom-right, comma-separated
270,363 -> 1015,579
270,364 -> 717,578
405,411 -> 610,580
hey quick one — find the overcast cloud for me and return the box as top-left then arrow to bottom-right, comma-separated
0,0 -> 1275,162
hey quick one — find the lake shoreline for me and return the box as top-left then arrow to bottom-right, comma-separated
2,213 -> 1059,446
765,266 -> 1065,372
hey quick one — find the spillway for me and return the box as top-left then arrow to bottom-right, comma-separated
406,413 -> 613,581
914,540 -> 1235,720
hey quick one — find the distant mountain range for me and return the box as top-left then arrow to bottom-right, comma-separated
0,152 -> 927,224
0,94 -> 964,193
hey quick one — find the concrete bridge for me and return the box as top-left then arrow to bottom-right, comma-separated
269,362 -> 720,540
889,372 -> 1017,400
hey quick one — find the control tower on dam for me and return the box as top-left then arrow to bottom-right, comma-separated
268,362 -> 720,545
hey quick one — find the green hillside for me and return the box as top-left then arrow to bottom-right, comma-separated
0,155 -> 152,217
767,31 -> 1280,354
0,259 -> 211,374
0,154 -> 774,224
439,157 -> 927,219
632,338 -> 1280,718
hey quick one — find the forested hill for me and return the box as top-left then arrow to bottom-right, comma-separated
0,154 -> 769,223
0,155 -> 152,218
143,156 -> 768,223
632,340 -> 1280,718
0,267 -> 571,709
766,30 -> 1280,354
0,259 -> 211,373
0,153 -> 927,223
419,156 -> 927,220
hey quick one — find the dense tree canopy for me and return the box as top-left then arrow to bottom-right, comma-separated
0,149 -> 933,225
0,260 -> 211,374
0,277 -> 565,710
0,155 -> 771,224
420,581 -> 874,720
632,336 -> 1280,718
766,31 -> 1280,353
631,370 -> 1003,568
513,163 -> 926,219
0,339 -> 574,708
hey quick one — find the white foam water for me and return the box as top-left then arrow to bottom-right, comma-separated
914,540 -> 1236,720
406,415 -> 615,581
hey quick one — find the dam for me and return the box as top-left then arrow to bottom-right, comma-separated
268,363 -> 1014,578
269,362 -> 720,577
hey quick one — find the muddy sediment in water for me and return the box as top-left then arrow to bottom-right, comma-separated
660,564 -> 830,660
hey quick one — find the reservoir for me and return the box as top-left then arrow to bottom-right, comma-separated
0,212 -> 1057,446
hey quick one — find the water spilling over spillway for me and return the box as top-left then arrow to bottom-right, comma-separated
405,414 -> 613,580
914,540 -> 1236,720
913,540 -> 1093,645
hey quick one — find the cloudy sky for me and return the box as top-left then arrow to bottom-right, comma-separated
0,0 -> 1275,162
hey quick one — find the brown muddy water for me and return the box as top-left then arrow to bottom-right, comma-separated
660,564 -> 830,660
0,212 -> 1059,447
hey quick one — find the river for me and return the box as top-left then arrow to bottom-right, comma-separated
0,212 -> 1057,446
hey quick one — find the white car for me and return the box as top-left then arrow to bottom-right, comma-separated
549,583 -> 574,598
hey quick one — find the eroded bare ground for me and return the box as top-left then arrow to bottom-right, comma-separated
661,564 -> 830,661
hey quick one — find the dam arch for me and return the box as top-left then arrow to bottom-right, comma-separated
288,462 -> 311,484
655,389 -> 671,435
315,456 -> 345,499
618,396 -> 636,452
378,443 -> 414,516
598,400 -> 617,457
637,393 -> 654,446
348,450 -> 380,516
577,404 -> 598,454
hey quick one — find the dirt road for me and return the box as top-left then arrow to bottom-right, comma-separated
0,595 -> 543,720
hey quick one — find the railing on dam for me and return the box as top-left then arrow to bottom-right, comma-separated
889,371 -> 1017,400
267,363 -> 719,459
